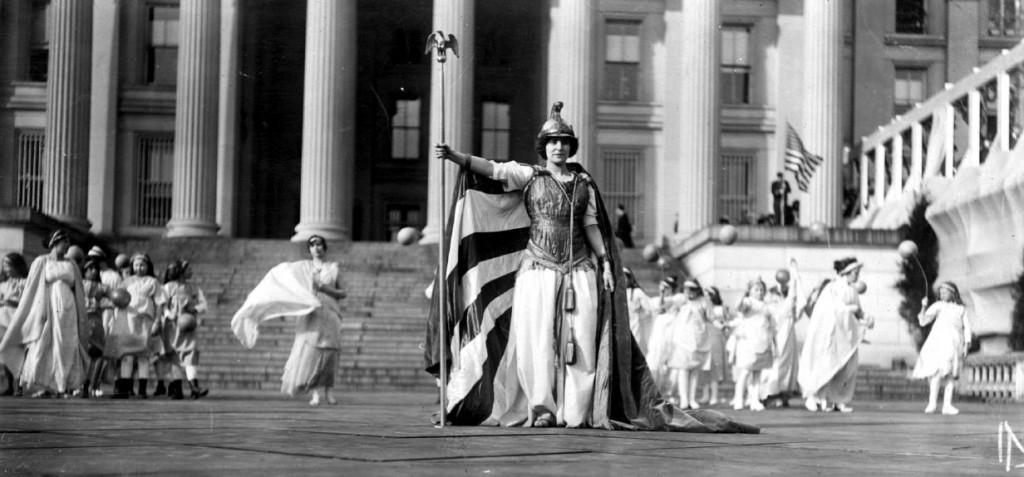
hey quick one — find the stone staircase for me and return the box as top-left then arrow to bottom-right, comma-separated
108,238 -> 438,393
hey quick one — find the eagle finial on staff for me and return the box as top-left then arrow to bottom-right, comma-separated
425,31 -> 459,63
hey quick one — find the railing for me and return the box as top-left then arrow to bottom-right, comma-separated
961,352 -> 1024,402
850,39 -> 1024,227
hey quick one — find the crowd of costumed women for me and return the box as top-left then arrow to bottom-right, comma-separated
626,252 -> 972,415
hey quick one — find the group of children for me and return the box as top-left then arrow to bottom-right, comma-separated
0,237 -> 210,401
627,264 -> 801,412
625,257 -> 973,415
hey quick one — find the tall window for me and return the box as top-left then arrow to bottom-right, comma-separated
989,0 -> 1023,36
481,101 -> 510,161
602,148 -> 644,233
385,204 -> 423,241
27,1 -> 51,82
894,67 -> 927,115
15,130 -> 45,210
603,19 -> 641,101
391,99 -> 421,160
133,134 -> 174,227
896,0 -> 927,34
147,5 -> 180,84
719,152 -> 756,225
721,26 -> 751,105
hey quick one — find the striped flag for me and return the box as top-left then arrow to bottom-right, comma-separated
785,123 -> 824,192
423,169 -> 531,425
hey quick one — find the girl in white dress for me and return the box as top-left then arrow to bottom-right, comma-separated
729,278 -> 776,411
664,279 -> 710,409
623,268 -> 655,357
107,253 -> 166,399
913,282 -> 971,415
647,277 -> 684,398
698,286 -> 728,406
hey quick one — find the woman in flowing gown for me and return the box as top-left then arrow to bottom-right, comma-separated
0,229 -> 88,397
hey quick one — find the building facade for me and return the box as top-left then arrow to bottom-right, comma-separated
1,0 -> 1021,246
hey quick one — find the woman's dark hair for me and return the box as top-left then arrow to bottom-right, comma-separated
2,253 -> 29,280
623,267 -> 641,290
83,259 -> 101,276
163,260 -> 185,284
706,286 -> 723,306
833,256 -> 858,274
307,235 -> 328,251
43,228 -> 70,249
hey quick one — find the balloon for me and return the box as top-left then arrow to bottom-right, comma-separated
108,288 -> 131,308
775,269 -> 790,284
66,245 -> 84,265
718,225 -> 738,245
177,313 -> 198,333
854,281 -> 867,294
642,244 -> 659,263
396,227 -> 421,246
657,257 -> 667,268
114,253 -> 131,270
808,221 -> 827,239
897,240 -> 918,259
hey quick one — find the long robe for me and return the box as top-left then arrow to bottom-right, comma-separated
797,279 -> 868,404
761,291 -> 799,397
424,163 -> 758,433
0,255 -> 88,393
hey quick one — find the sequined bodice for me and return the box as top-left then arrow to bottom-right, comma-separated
523,173 -> 590,265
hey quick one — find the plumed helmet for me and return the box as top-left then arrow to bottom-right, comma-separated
535,101 -> 579,159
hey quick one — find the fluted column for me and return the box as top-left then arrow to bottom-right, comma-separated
546,0 -> 596,168
166,0 -> 221,237
675,0 -> 720,235
802,0 -> 843,226
43,0 -> 93,230
419,0 -> 475,244
292,0 -> 357,242
216,0 -> 239,237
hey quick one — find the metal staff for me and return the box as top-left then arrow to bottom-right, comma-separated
425,30 -> 458,429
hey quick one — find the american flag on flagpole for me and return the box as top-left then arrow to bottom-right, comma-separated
785,123 -> 824,192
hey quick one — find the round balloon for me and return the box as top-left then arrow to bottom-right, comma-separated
177,313 -> 198,333
808,221 -> 827,239
854,281 -> 867,294
66,245 -> 84,264
108,288 -> 131,308
114,253 -> 130,270
642,244 -> 660,263
897,240 -> 918,259
718,225 -> 738,245
775,268 -> 790,284
396,227 -> 421,246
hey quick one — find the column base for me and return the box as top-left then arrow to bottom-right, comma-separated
165,219 -> 220,238
291,222 -> 348,243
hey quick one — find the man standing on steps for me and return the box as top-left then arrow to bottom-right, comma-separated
771,172 -> 791,226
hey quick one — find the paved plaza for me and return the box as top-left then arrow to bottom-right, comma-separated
1,391 -> 1020,476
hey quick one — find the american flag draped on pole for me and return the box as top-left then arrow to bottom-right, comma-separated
785,123 -> 824,192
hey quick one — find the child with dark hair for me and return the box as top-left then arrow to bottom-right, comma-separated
0,253 -> 29,395
913,282 -> 972,415
698,286 -> 728,406
160,260 -> 209,399
79,260 -> 109,398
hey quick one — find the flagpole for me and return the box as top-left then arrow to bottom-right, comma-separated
426,32 -> 458,429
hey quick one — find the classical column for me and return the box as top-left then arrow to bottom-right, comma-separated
292,0 -> 357,242
42,0 -> 93,230
216,0 -> 239,237
802,0 -> 843,226
675,0 -> 720,235
419,0 -> 475,244
88,0 -> 119,235
166,0 -> 221,237
546,0 -> 596,167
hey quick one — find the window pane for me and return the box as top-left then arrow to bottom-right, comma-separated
606,35 -> 624,62
392,130 -> 406,158
496,132 -> 510,160
482,102 -> 496,128
406,130 -> 419,158
497,103 -> 510,129
622,35 -> 640,63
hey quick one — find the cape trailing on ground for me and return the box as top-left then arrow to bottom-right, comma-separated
423,164 -> 758,433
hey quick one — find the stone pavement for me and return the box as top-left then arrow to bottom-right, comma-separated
1,391 -> 1021,476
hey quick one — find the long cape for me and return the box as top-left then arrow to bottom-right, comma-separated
424,163 -> 758,433
231,261 -> 322,349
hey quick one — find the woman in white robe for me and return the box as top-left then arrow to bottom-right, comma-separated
797,257 -> 874,413
0,229 -> 88,397
761,260 -> 801,407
